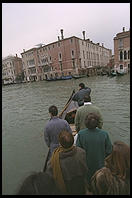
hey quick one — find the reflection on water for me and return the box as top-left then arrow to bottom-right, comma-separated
2,74 -> 130,194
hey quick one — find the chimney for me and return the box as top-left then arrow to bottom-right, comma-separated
123,27 -> 125,32
82,31 -> 85,40
23,49 -> 25,52
60,29 -> 64,39
58,36 -> 60,41
102,43 -> 104,47
16,54 -> 17,57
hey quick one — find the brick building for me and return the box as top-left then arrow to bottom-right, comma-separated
21,30 -> 112,82
114,27 -> 130,73
2,54 -> 23,84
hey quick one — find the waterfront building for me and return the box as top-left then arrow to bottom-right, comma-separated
114,27 -> 130,73
2,54 -> 23,85
21,30 -> 112,82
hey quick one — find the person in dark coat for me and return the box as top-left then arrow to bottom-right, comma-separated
72,83 -> 91,106
16,171 -> 61,195
46,131 -> 89,195
76,112 -> 112,185
44,105 -> 72,162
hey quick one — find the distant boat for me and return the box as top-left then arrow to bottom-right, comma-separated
101,71 -> 108,76
45,75 -> 72,81
72,74 -> 87,79
116,70 -> 125,76
61,75 -> 72,80
109,70 -> 117,77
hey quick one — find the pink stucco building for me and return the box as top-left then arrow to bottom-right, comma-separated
21,30 -> 112,82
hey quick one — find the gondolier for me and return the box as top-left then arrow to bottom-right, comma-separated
72,83 -> 91,106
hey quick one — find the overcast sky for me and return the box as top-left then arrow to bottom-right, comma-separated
2,3 -> 130,58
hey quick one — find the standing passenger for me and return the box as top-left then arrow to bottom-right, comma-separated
72,83 -> 91,106
75,94 -> 103,133
46,131 -> 88,195
90,141 -> 130,195
44,105 -> 72,162
76,112 -> 112,184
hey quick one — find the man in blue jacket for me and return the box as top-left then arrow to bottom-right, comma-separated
44,105 -> 72,162
72,83 -> 91,106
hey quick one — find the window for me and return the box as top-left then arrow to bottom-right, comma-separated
120,65 -> 123,69
124,51 -> 127,60
87,51 -> 88,59
71,38 -> 73,43
118,39 -> 123,48
59,53 -> 62,60
55,73 -> 58,77
120,51 -> 123,60
60,62 -> 63,71
71,50 -> 74,58
29,59 -> 35,66
83,51 -> 85,59
128,50 -> 130,59
72,60 -> 75,69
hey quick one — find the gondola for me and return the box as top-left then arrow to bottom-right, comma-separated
43,90 -> 79,172
45,75 -> 72,81
116,71 -> 125,76
72,74 -> 87,79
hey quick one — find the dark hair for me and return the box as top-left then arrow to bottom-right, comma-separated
49,105 -> 58,116
84,94 -> 91,102
79,83 -> 85,89
58,131 -> 74,149
17,172 -> 61,195
85,113 -> 99,129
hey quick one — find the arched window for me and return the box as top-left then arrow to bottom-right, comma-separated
124,51 -> 127,59
120,51 -> 123,60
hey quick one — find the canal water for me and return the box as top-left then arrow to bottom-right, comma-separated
2,74 -> 130,195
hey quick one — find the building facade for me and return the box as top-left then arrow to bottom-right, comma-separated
21,30 -> 112,82
114,27 -> 130,73
2,54 -> 23,84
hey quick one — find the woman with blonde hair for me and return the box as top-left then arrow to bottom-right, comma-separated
90,141 -> 130,195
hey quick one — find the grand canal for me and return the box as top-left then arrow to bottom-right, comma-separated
2,74 -> 130,194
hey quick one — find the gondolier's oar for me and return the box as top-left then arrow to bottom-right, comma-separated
65,89 -> 75,105
59,89 -> 75,118
43,149 -> 50,172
